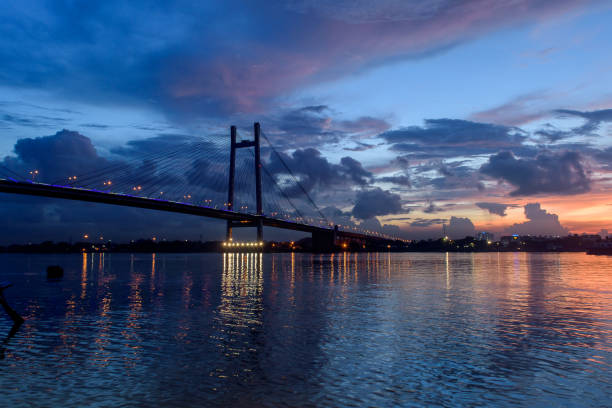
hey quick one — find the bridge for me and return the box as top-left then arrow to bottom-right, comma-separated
0,123 -> 402,251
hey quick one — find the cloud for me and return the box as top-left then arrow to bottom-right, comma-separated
358,217 -> 402,236
555,108 -> 612,135
476,202 -> 516,216
1,129 -> 110,181
423,202 -> 444,213
269,105 -> 390,149
446,216 -> 476,239
266,148 -> 372,196
480,150 -> 590,196
343,142 -> 378,152
470,92 -> 551,126
425,162 -> 484,191
592,146 -> 612,170
378,175 -> 411,186
506,203 -> 569,236
534,123 -> 573,142
381,118 -> 526,159
410,218 -> 446,228
0,1 -> 593,117
352,187 -> 403,219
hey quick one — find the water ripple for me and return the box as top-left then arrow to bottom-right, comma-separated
0,252 -> 610,407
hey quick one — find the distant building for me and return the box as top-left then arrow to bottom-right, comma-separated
599,229 -> 609,239
477,231 -> 494,242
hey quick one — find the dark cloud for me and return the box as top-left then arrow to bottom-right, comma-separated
555,108 -> 612,135
378,175 -> 411,186
343,142 -> 377,152
267,148 -> 372,196
352,188 -> 403,220
80,123 -> 110,129
592,146 -> 612,170
2,129 -> 109,181
407,161 -> 484,197
534,124 -> 571,142
410,218 -> 445,228
506,203 -> 569,236
358,217 -> 402,236
340,156 -> 372,185
423,202 -> 443,214
476,202 -> 516,216
385,216 -> 412,222
269,105 -> 390,149
381,118 -> 526,159
446,216 -> 475,239
480,150 -> 590,196
110,133 -> 204,156
373,155 -> 411,187
429,162 -> 483,191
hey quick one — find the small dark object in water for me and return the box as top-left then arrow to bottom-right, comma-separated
46,265 -> 64,279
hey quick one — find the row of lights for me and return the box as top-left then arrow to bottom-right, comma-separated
222,241 -> 264,247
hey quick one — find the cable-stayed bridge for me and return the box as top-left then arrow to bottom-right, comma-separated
0,123 -> 402,250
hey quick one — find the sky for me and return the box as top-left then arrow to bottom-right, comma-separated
1,0 -> 611,243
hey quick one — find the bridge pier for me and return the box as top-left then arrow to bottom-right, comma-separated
311,225 -> 338,252
226,123 -> 264,243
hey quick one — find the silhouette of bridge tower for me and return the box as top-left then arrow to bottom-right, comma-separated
226,123 -> 263,242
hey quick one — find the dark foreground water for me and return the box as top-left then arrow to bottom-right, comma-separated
0,252 -> 610,407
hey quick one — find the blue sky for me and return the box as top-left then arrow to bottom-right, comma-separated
1,0 -> 611,242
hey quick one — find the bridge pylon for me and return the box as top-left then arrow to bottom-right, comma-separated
226,123 -> 264,242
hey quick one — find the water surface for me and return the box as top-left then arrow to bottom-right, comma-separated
0,252 -> 610,407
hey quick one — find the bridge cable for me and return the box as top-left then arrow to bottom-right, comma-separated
259,130 -> 330,225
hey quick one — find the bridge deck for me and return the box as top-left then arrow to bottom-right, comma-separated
0,179 -> 391,241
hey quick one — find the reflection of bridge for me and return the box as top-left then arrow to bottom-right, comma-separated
0,123 -> 401,250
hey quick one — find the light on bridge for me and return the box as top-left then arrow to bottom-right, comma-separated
222,241 -> 264,250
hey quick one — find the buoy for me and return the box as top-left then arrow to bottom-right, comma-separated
46,265 -> 64,279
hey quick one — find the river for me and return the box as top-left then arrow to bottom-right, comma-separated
0,252 -> 610,407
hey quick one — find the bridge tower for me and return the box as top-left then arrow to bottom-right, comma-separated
226,122 -> 264,242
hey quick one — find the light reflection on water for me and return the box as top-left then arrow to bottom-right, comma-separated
0,252 -> 611,407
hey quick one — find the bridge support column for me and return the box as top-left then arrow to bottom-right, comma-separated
254,122 -> 263,242
226,125 -> 237,241
312,228 -> 337,252
226,123 -> 265,243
